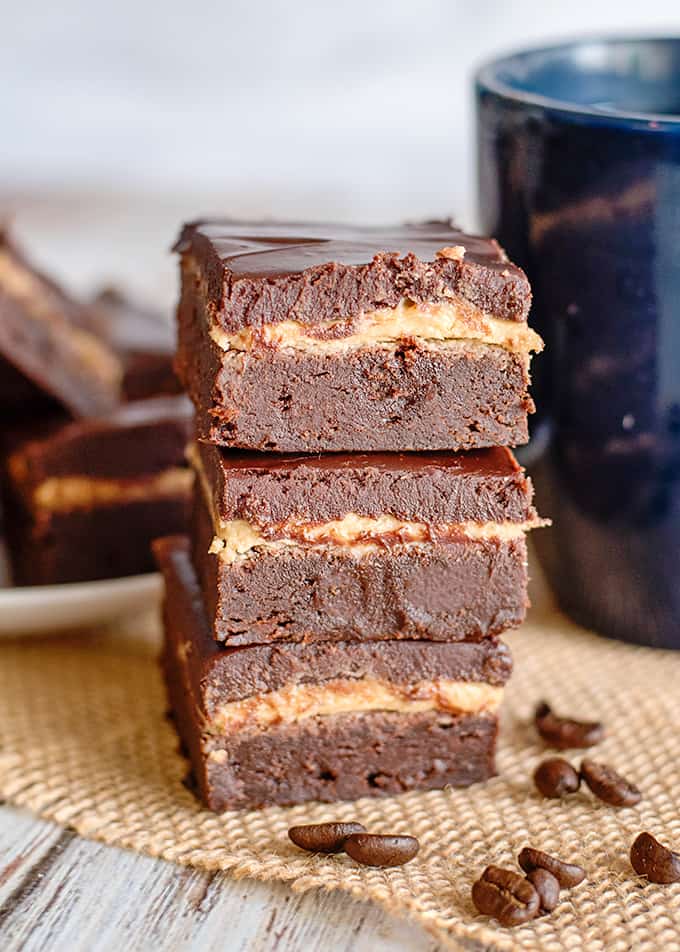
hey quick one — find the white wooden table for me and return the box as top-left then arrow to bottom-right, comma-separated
0,804 -> 442,951
0,193 -> 446,952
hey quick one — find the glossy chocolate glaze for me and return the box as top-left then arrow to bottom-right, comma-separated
211,444 -> 522,476
177,220 -> 517,276
196,441 -> 536,526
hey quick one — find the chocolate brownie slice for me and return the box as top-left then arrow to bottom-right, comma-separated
0,230 -> 122,417
156,536 -> 512,811
2,395 -> 193,584
190,442 -> 544,644
174,220 -> 542,452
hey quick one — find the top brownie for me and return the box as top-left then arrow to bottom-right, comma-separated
0,231 -> 122,418
175,220 -> 542,453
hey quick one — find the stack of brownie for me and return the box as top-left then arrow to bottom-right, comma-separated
0,232 -> 193,585
157,220 -> 544,811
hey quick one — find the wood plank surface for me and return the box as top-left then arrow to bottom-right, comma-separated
0,803 -> 442,952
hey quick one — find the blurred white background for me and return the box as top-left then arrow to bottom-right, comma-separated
2,0 -> 679,301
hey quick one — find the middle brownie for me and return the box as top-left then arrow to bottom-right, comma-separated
191,442 -> 543,645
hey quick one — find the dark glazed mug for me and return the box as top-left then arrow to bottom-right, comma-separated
477,38 -> 680,648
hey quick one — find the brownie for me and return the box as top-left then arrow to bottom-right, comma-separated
0,230 -> 122,417
2,395 -> 193,585
174,220 -> 542,452
89,287 -> 181,401
190,443 -> 542,644
156,536 -> 510,811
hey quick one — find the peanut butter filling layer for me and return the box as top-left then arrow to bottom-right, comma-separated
24,466 -> 193,514
0,251 -> 122,389
208,513 -> 545,563
209,297 -> 543,357
205,677 -> 504,735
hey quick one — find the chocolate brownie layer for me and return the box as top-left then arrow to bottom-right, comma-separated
174,220 -> 532,327
178,285 -> 534,451
0,356 -> 58,415
196,442 -> 537,526
157,537 -> 505,810
0,230 -> 122,417
5,395 -> 193,488
191,484 -> 531,644
178,707 -> 500,811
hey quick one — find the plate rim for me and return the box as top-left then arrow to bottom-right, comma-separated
0,570 -> 162,604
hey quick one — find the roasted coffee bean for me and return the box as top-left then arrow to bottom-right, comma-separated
343,833 -> 419,867
534,700 -> 605,750
288,822 -> 366,853
518,847 -> 586,888
533,757 -> 581,798
526,868 -> 560,913
630,832 -> 680,884
471,865 -> 540,926
580,759 -> 642,807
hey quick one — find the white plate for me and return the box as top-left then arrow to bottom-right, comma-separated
0,544 -> 162,637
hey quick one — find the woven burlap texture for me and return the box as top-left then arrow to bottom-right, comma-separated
1,580 -> 680,952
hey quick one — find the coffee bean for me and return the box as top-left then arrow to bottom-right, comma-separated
518,847 -> 586,888
533,757 -> 581,798
526,868 -> 560,913
288,822 -> 366,853
343,833 -> 419,867
580,759 -> 642,807
534,700 -> 605,750
630,832 -> 680,884
471,865 -> 540,926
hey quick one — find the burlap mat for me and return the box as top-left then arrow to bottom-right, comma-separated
1,577 -> 679,952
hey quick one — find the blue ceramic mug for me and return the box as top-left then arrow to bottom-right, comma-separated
476,37 -> 680,648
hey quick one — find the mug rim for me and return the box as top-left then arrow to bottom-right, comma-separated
476,35 -> 680,128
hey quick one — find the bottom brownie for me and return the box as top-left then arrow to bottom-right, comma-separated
182,707 -> 498,813
156,535 -> 507,811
